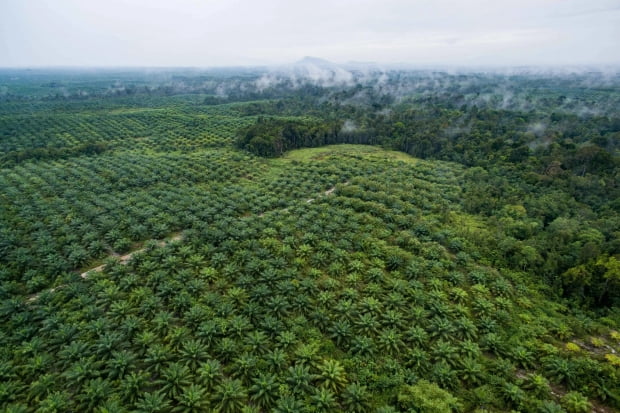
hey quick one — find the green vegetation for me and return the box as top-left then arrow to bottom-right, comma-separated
0,68 -> 619,412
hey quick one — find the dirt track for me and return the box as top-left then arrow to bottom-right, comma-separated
79,233 -> 183,279
26,182 -> 348,303
26,234 -> 183,303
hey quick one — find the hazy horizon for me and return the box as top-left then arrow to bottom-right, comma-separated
1,0 -> 619,68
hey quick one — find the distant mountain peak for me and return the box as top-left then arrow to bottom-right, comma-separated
295,56 -> 335,67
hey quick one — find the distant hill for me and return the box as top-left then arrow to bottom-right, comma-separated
294,56 -> 336,67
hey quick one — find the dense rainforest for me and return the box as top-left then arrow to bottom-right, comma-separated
0,66 -> 619,412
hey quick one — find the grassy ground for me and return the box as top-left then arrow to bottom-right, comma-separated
280,144 -> 419,165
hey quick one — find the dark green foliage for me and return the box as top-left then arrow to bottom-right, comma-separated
1,141 -> 108,165
236,117 -> 341,157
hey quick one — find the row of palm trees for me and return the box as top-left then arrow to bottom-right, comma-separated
0,97 -> 254,153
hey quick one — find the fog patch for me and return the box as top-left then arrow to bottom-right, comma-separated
443,122 -> 472,138
528,138 -> 552,150
341,120 -> 358,133
527,122 -> 547,137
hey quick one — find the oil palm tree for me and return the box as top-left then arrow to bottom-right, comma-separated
378,329 -> 405,356
432,340 -> 459,367
134,391 -> 171,413
458,358 -> 484,386
561,391 -> 592,413
0,378 -> 24,407
430,362 -> 457,391
286,364 -> 314,396
350,336 -> 376,357
341,383 -> 371,413
328,319 -> 352,348
213,378 -> 247,413
197,358 -> 222,391
179,339 -> 209,372
317,359 -> 347,392
230,352 -> 257,385
58,341 -> 89,369
106,349 -> 136,380
457,339 -> 481,359
428,316 -> 455,340
217,337 -> 239,362
276,330 -> 297,350
27,373 -> 56,403
244,330 -> 269,355
405,326 -> 429,347
36,391 -> 73,413
273,395 -> 305,413
355,314 -> 380,336
266,348 -> 288,373
543,357 -> 577,389
523,373 -> 550,399
119,371 -> 148,404
62,357 -> 101,389
144,344 -> 170,375
173,384 -> 209,413
157,362 -> 191,400
96,331 -> 125,360
497,381 -> 525,410
454,317 -> 478,341
381,309 -> 404,328
249,372 -> 279,410
151,311 -> 174,338
310,387 -> 339,413
77,378 -> 112,411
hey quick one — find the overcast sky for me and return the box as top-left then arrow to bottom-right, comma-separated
1,0 -> 619,67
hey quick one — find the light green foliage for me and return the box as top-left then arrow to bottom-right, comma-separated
561,392 -> 591,413
397,380 -> 460,412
